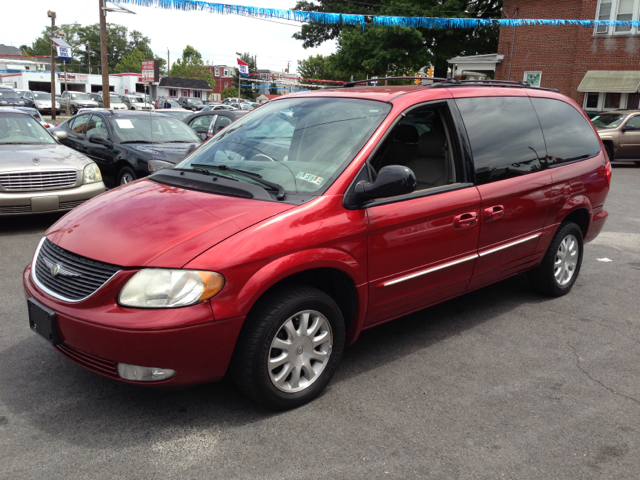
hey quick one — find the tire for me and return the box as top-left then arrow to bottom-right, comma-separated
117,166 -> 136,185
604,144 -> 613,162
230,285 -> 345,411
528,222 -> 584,297
70,106 -> 77,116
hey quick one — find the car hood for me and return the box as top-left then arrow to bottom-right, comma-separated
124,142 -> 200,164
0,143 -> 89,170
45,178 -> 295,268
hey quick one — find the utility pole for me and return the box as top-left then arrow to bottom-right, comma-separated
99,0 -> 110,108
86,42 -> 91,74
48,10 -> 57,120
167,48 -> 170,74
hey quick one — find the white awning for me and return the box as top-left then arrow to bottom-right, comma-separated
577,70 -> 640,93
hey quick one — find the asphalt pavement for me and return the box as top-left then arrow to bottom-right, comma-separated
1,165 -> 638,479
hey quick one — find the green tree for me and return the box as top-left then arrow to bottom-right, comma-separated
234,53 -> 257,100
269,82 -> 278,95
292,0 -> 501,77
114,47 -> 145,73
222,86 -> 238,99
170,45 -> 216,90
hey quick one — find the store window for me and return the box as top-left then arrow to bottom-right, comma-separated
583,92 -> 630,110
169,89 -> 177,97
604,92 -> 622,109
193,90 -> 201,98
595,0 -> 640,34
585,93 -> 599,109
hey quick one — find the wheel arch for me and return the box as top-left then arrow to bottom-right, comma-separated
562,207 -> 590,238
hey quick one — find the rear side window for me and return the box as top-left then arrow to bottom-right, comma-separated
455,96 -> 546,185
530,98 -> 601,166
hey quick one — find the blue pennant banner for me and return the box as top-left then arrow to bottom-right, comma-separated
118,0 -> 640,30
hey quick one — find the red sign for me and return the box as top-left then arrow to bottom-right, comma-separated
142,61 -> 155,81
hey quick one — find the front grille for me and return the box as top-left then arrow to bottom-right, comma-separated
59,199 -> 86,210
55,344 -> 119,379
34,239 -> 121,302
0,170 -> 77,191
150,174 -> 254,199
0,205 -> 31,214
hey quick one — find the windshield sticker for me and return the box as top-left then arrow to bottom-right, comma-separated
296,172 -> 324,186
115,119 -> 134,129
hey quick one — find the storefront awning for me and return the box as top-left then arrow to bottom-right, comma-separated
577,70 -> 640,93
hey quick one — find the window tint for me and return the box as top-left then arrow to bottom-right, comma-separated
455,96 -> 546,185
530,98 -> 601,165
69,114 -> 90,134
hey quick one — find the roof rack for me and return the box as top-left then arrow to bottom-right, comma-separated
341,76 -> 559,93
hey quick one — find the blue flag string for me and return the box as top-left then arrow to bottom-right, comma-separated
118,0 -> 640,30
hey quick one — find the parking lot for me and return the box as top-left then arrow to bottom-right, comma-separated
0,164 -> 638,479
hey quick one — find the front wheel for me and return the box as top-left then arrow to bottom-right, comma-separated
70,106 -> 77,115
117,166 -> 137,185
529,222 -> 584,297
230,286 -> 345,410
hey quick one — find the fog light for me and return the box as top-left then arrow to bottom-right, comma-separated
117,363 -> 176,382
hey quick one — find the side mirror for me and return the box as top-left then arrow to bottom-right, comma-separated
355,165 -> 416,201
51,130 -> 68,142
89,133 -> 112,147
198,133 -> 208,141
622,124 -> 636,132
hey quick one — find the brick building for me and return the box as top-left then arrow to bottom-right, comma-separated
208,65 -> 235,100
495,0 -> 640,111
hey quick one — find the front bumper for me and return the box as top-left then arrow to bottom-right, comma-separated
0,181 -> 106,215
23,264 -> 245,386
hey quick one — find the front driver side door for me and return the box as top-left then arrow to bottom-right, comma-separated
618,115 -> 640,159
84,114 -> 118,175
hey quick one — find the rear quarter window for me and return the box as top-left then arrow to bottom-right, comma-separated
530,98 -> 601,166
455,96 -> 547,185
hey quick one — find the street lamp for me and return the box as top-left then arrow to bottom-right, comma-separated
48,10 -> 57,120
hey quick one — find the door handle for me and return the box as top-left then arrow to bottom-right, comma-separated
483,205 -> 504,222
453,212 -> 478,229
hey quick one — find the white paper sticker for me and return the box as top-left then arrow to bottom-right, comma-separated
115,119 -> 134,129
296,172 -> 324,186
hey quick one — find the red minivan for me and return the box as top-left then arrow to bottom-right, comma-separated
24,80 -> 610,410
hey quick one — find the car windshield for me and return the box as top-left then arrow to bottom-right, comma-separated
161,110 -> 192,121
176,97 -> 391,194
0,91 -> 19,100
33,93 -> 50,100
110,115 -> 200,143
128,97 -> 144,103
187,99 -> 203,105
0,113 -> 56,144
110,95 -> 123,103
70,93 -> 92,100
591,113 -> 628,128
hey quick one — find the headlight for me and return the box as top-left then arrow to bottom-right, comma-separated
0,101 -> 6,105
82,163 -> 103,184
118,269 -> 224,308
148,160 -> 173,172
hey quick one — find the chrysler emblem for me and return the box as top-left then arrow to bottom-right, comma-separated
43,258 -> 81,278
33,158 -> 40,166
50,264 -> 60,276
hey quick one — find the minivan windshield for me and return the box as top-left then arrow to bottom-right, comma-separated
33,93 -> 51,100
176,97 -> 391,194
110,115 -> 200,143
591,113 -> 628,128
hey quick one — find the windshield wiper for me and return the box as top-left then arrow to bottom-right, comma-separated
173,167 -> 237,181
120,140 -> 156,144
165,140 -> 197,143
191,163 -> 286,200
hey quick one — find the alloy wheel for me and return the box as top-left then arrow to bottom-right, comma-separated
554,234 -> 578,286
268,310 -> 333,393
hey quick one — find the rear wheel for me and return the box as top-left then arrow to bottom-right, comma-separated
118,166 -> 136,185
529,222 -> 584,297
230,286 -> 345,410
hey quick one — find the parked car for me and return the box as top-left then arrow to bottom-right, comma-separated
154,107 -> 193,122
52,110 -> 201,185
184,110 -> 246,139
591,110 -> 640,165
88,93 -> 128,110
177,97 -> 206,111
19,91 -> 60,114
0,89 -> 25,107
121,94 -> 154,111
0,107 -> 105,215
14,107 -> 56,128
156,97 -> 181,109
23,81 -> 610,410
59,91 -> 99,115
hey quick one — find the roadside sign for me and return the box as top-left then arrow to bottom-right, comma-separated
142,61 -> 155,81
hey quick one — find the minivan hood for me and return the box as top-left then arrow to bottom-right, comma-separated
46,178 -> 294,268
0,144 -> 89,170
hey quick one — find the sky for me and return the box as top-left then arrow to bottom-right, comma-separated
1,0 -> 338,74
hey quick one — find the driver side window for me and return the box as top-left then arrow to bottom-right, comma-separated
369,105 -> 459,191
69,114 -> 90,135
86,115 -> 109,140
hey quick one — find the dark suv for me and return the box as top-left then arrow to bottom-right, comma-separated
177,97 -> 205,111
25,79 -> 610,410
